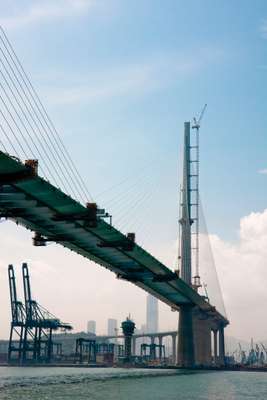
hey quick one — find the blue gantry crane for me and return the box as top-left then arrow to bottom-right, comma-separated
8,264 -> 25,362
8,263 -> 72,364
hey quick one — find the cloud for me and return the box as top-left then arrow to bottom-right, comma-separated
258,168 -> 267,174
0,0 -> 94,30
210,209 -> 267,341
42,48 -> 224,105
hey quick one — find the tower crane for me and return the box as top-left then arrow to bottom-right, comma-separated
192,104 -> 207,130
177,103 -> 207,292
191,104 -> 207,290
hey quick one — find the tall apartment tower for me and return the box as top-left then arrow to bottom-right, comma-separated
146,294 -> 159,333
107,318 -> 117,336
87,320 -> 96,334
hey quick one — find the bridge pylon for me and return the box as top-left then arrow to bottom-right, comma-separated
177,119 -> 226,368
177,121 -> 196,367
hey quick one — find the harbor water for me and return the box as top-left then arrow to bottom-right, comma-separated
0,367 -> 266,399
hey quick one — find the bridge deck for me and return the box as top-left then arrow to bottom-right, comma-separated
98,330 -> 177,340
0,152 -> 228,326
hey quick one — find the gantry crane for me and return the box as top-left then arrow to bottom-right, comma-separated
22,263 -> 72,362
8,263 -> 72,364
260,342 -> 267,358
238,342 -> 247,365
8,265 -> 25,363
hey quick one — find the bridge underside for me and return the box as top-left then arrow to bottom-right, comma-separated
0,151 -> 228,365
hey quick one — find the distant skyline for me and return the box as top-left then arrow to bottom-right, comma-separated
0,1 -> 267,342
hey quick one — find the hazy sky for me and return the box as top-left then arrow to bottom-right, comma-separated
0,0 -> 267,342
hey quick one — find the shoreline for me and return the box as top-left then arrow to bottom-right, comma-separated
0,363 -> 267,373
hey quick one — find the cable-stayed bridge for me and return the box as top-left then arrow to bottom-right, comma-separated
0,26 -> 228,367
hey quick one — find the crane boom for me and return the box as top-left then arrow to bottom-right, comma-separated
192,104 -> 207,129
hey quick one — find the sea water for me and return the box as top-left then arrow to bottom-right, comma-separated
0,367 -> 266,400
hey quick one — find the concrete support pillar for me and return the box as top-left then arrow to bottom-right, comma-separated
213,329 -> 218,365
159,336 -> 163,360
132,337 -> 136,356
193,310 -> 212,366
207,326 -> 212,365
178,305 -> 194,367
218,326 -> 225,366
172,334 -> 177,364
150,336 -> 155,360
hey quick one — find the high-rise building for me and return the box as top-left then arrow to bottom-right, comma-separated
146,294 -> 158,333
107,318 -> 117,336
87,320 -> 96,334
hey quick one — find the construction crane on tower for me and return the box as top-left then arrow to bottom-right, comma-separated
192,104 -> 207,130
191,103 -> 207,290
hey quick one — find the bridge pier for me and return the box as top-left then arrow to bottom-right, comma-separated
218,325 -> 225,366
132,337 -> 136,356
158,336 -> 163,360
171,334 -> 177,364
177,305 -> 194,367
193,310 -> 212,366
150,336 -> 156,360
212,329 -> 218,365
